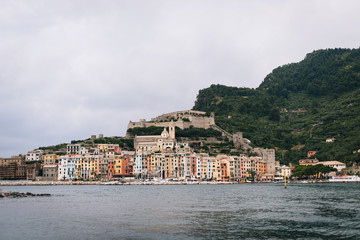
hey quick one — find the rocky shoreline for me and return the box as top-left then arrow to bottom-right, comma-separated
0,189 -> 51,198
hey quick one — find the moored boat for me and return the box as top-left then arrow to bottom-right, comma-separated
329,175 -> 360,182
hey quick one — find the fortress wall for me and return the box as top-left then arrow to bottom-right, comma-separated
151,110 -> 207,122
127,121 -> 146,129
127,116 -> 215,131
186,116 -> 215,129
144,121 -> 184,129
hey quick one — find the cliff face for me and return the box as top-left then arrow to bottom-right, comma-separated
192,48 -> 360,166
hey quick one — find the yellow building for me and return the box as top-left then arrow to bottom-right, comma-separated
208,157 -> 221,180
163,154 -> 179,179
74,155 -> 91,180
41,154 -> 59,165
97,144 -> 121,154
112,155 -> 122,176
149,153 -> 163,177
89,155 -> 103,179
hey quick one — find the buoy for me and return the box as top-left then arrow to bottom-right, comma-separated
284,166 -> 287,189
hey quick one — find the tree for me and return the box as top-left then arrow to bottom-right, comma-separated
291,164 -> 336,179
269,108 -> 280,121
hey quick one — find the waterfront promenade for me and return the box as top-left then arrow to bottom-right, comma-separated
0,179 -> 341,186
0,180 -> 238,186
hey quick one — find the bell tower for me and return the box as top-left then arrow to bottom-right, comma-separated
169,121 -> 175,139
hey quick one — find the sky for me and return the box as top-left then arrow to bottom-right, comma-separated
1,0 -> 360,157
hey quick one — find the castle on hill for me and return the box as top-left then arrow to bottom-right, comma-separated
130,110 -> 276,175
127,110 -> 215,131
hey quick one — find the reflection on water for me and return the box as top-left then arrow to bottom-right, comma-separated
0,183 -> 359,240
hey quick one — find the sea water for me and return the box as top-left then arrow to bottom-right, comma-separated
0,183 -> 359,239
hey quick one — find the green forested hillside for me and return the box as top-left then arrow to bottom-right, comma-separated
193,48 -> 360,166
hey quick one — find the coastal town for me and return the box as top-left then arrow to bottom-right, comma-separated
1,110 -> 359,184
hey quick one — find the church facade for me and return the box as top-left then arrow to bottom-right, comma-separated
134,125 -> 176,154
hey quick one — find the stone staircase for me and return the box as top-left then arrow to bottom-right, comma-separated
210,124 -> 233,139
210,124 -> 253,151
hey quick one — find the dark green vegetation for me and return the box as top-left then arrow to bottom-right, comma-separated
92,137 -> 134,149
127,126 -> 164,136
38,143 -> 67,155
39,143 -> 67,155
72,137 -> 134,150
38,137 -> 135,155
291,164 -> 337,179
193,48 -> 360,166
127,126 -> 221,138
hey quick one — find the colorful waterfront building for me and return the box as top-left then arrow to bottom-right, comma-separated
97,144 -> 121,154
58,155 -> 75,180
89,154 -> 103,179
134,151 -> 151,178
220,162 -> 228,181
207,157 -> 221,180
73,154 -> 91,180
107,158 -> 114,179
25,149 -> 43,162
41,154 -> 59,165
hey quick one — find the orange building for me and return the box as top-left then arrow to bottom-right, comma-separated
240,156 -> 267,180
190,155 -> 197,178
97,144 -> 121,154
113,154 -> 134,177
220,162 -> 228,181
121,154 -> 133,176
254,160 -> 267,180
108,159 -> 115,179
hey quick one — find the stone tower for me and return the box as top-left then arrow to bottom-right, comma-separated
169,121 -> 175,139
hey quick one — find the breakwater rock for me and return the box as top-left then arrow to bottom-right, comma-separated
0,190 -> 51,198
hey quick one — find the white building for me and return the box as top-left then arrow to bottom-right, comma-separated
25,150 -> 43,161
196,155 -> 202,179
316,161 -> 346,171
58,155 -> 75,180
67,144 -> 81,155
326,138 -> 336,143
175,142 -> 191,153
181,154 -> 191,179
134,154 -> 143,175
80,147 -> 88,155
275,165 -> 292,177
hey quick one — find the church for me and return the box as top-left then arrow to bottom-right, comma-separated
134,125 -> 176,153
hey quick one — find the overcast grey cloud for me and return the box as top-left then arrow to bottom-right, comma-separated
1,0 -> 360,157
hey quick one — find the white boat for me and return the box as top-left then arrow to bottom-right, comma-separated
329,175 -> 360,182
104,181 -> 118,185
